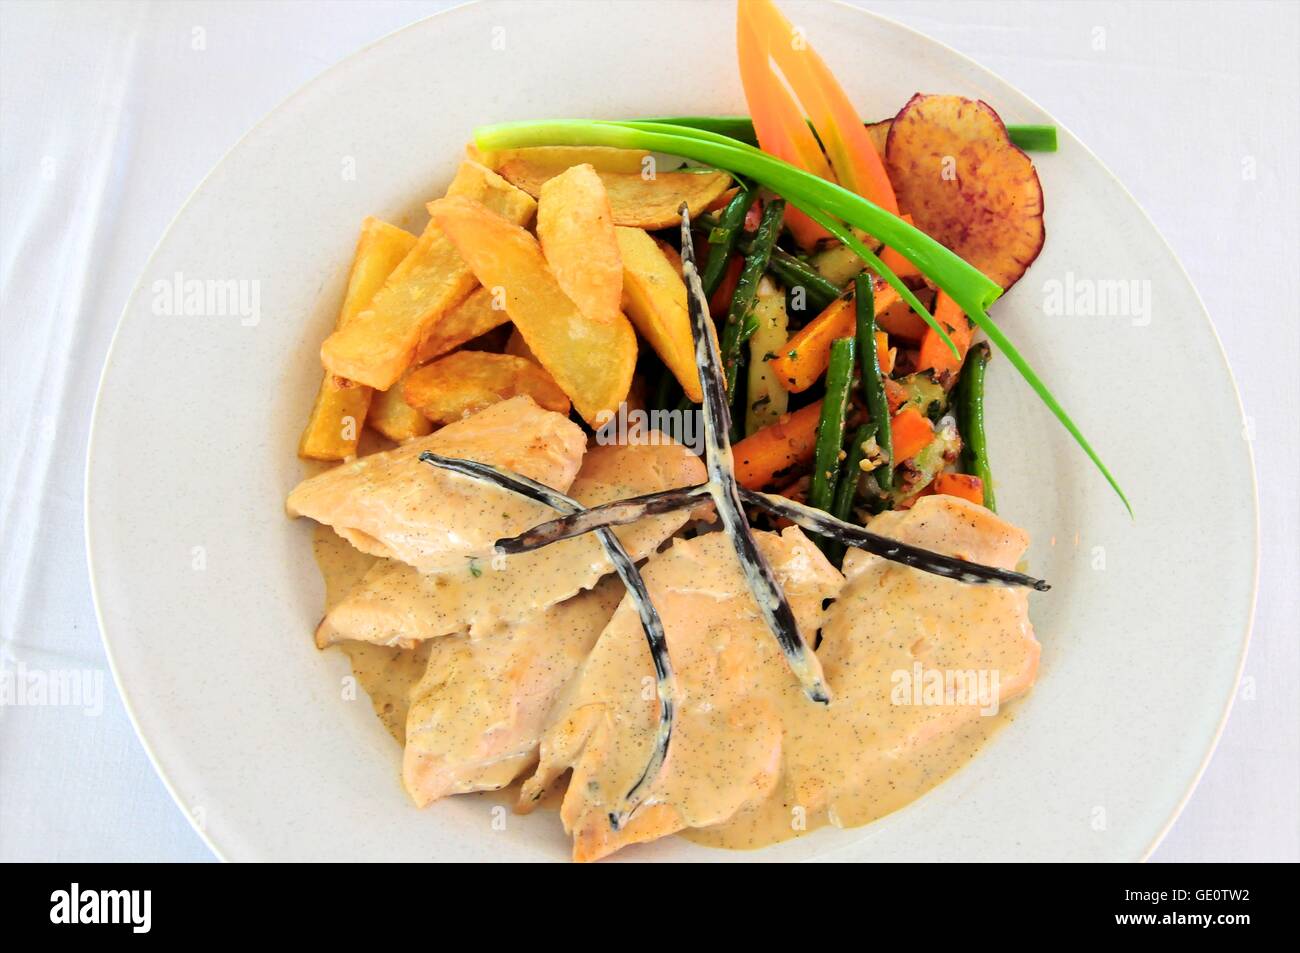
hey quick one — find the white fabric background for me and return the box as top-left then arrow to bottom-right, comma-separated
1,0 -> 1296,862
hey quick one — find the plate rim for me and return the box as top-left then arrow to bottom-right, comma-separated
838,0 -> 1261,862
83,0 -> 1260,862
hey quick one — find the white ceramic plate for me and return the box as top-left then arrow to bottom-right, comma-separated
86,0 -> 1257,862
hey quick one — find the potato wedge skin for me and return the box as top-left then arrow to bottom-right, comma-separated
320,161 -> 535,390
538,164 -> 623,325
415,286 -> 510,364
885,94 -> 1044,290
497,159 -> 732,230
474,144 -> 650,175
428,195 -> 635,426
299,218 -> 416,460
615,226 -> 702,402
402,351 -> 570,425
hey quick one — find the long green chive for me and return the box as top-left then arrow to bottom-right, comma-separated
613,120 -> 958,355
475,120 -> 1003,313
474,119 -> 1129,512
638,115 -> 1059,152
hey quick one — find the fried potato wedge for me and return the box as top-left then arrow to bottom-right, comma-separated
299,218 -> 416,460
615,227 -> 702,402
428,196 -> 636,425
538,164 -> 623,325
497,160 -> 733,229
320,161 -> 536,390
885,94 -> 1044,290
504,326 -> 537,362
403,351 -> 570,424
369,367 -> 435,442
472,144 -> 651,175
415,286 -> 510,364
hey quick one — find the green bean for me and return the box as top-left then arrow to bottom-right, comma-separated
764,247 -> 841,311
721,198 -> 784,399
809,336 -> 857,528
854,274 -> 894,491
824,422 -> 877,564
707,225 -> 841,311
700,185 -> 756,299
956,341 -> 997,511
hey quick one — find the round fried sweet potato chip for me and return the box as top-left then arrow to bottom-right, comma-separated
885,94 -> 1044,290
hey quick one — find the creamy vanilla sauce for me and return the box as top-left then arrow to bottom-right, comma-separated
310,470 -> 1034,857
683,707 -> 1014,850
313,524 -> 429,742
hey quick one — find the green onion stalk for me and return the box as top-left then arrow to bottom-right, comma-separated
474,119 -> 1129,513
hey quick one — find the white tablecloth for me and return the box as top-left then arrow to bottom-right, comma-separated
2,0 -> 1296,862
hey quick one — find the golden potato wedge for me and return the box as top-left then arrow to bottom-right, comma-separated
320,161 -> 536,390
886,94 -> 1044,290
615,227 -> 702,403
414,286 -> 510,364
497,160 -> 732,229
403,351 -> 570,424
428,195 -> 636,426
504,327 -> 537,362
298,218 -> 416,460
538,164 -> 623,325
474,144 -> 651,175
654,238 -> 683,276
369,368 -> 435,442
598,170 -> 734,228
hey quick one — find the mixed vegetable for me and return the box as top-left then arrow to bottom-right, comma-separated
303,0 -> 1127,567
469,0 -> 1130,521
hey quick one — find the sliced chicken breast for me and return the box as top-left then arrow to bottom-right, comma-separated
522,527 -> 842,862
315,441 -> 708,647
287,396 -> 586,574
402,576 -> 625,805
692,495 -> 1040,848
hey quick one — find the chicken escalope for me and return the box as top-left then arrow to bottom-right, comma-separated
286,396 -> 586,574
527,496 -> 1039,860
314,441 -> 708,647
521,527 -> 843,862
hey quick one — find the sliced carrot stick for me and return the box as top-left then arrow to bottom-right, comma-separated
733,400 -> 823,489
769,284 -> 900,392
933,472 -> 984,506
890,406 -> 934,461
916,291 -> 973,377
709,254 -> 744,318
736,12 -> 832,248
875,329 -> 892,375
749,0 -> 899,215
877,290 -> 930,341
